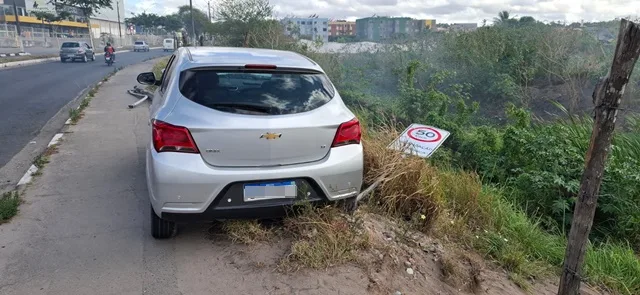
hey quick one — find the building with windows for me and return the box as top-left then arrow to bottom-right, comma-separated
329,20 -> 355,37
0,0 -> 125,38
282,16 -> 329,43
355,16 -> 434,41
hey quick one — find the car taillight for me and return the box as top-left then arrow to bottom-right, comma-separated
332,118 -> 361,147
152,120 -> 199,153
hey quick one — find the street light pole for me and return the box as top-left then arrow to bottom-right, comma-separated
207,1 -> 211,23
189,0 -> 195,46
116,0 -> 122,39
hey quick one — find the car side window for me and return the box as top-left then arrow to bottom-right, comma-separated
160,55 -> 176,93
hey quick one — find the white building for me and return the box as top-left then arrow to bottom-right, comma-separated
282,17 -> 329,43
90,0 -> 126,37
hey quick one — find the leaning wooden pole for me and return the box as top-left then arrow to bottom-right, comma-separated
558,19 -> 640,295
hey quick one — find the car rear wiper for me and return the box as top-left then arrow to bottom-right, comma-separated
209,102 -> 272,114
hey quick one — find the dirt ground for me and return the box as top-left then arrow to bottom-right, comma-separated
207,212 -> 608,295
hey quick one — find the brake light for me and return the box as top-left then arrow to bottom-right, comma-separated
332,118 -> 361,147
152,120 -> 199,153
244,64 -> 277,69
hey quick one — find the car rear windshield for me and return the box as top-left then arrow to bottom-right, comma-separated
135,41 -> 144,45
178,69 -> 335,115
61,42 -> 79,48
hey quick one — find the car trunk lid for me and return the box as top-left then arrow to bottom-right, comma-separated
162,66 -> 355,167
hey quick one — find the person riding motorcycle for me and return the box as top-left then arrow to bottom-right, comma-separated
104,42 -> 116,62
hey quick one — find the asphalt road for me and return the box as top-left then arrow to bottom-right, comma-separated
0,49 -> 170,168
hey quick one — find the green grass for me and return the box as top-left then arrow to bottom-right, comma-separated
0,54 -> 57,64
147,57 -> 170,92
469,186 -> 640,295
68,108 -> 82,124
0,191 -> 21,223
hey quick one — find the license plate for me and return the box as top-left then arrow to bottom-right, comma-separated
105,57 -> 111,60
67,54 -> 75,57
243,181 -> 297,202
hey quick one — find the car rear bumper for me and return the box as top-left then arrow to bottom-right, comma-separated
59,53 -> 86,59
146,143 -> 363,220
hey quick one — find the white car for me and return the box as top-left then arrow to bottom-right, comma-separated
135,47 -> 364,239
134,41 -> 149,52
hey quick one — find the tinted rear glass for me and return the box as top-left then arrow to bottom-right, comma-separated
178,70 -> 335,115
135,41 -> 144,45
61,42 -> 79,48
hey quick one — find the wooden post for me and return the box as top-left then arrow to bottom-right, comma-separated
557,19 -> 640,295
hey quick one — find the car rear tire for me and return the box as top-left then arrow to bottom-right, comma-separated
82,55 -> 88,63
341,196 -> 359,215
60,58 -> 66,63
150,205 -> 175,239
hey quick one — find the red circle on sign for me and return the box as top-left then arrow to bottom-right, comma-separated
407,127 -> 442,143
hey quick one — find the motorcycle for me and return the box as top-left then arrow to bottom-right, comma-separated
104,53 -> 114,66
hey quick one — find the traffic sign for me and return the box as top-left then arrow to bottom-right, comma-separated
388,124 -> 450,158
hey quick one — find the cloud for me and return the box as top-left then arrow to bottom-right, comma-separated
125,0 -> 639,24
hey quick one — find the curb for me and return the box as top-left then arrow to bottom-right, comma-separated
0,52 -> 31,57
16,133 -> 63,188
0,47 -> 163,70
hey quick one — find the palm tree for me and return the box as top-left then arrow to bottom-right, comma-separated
493,11 -> 510,24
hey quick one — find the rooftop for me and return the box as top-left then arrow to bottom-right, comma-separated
183,47 -> 321,70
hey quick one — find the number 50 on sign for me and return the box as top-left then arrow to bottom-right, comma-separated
388,124 -> 450,158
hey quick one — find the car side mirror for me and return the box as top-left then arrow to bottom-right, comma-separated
137,72 -> 159,86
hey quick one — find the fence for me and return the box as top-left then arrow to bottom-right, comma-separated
0,24 -> 167,55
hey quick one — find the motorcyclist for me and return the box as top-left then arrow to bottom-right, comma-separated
104,42 -> 116,62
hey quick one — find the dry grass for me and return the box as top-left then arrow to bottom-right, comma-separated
222,220 -> 273,244
362,124 -> 443,231
280,203 -> 371,270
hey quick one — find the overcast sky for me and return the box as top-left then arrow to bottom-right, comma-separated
125,0 -> 640,25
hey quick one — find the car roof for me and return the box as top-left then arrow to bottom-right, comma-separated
179,47 -> 322,72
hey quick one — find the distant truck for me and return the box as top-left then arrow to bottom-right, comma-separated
163,38 -> 175,51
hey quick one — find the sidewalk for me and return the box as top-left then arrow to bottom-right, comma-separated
0,59 -> 368,295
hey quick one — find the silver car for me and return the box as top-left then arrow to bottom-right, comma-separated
59,41 -> 95,63
136,47 -> 364,239
134,41 -> 149,52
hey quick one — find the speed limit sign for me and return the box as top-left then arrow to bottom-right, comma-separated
388,124 -> 450,158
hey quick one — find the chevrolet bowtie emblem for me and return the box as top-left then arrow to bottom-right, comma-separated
260,132 -> 282,140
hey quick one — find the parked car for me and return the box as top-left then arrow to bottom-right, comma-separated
136,47 -> 364,239
134,41 -> 149,52
59,41 -> 95,63
163,38 -> 174,52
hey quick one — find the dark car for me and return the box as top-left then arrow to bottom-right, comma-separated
59,41 -> 95,63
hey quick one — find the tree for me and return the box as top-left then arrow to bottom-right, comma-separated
176,6 -> 211,43
494,11 -> 510,24
159,14 -> 183,33
126,12 -> 161,34
215,0 -> 273,47
519,16 -> 536,25
33,10 -> 71,39
49,0 -> 113,48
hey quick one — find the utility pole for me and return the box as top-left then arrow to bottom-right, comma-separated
10,0 -> 24,52
116,0 -> 122,39
557,19 -> 640,295
189,0 -> 196,46
207,1 -> 211,23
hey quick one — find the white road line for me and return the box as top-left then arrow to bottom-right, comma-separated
17,165 -> 39,186
65,118 -> 72,125
48,133 -> 63,147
